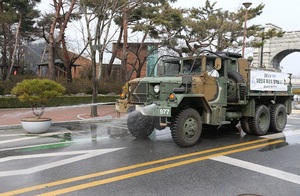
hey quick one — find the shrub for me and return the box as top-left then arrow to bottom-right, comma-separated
57,77 -> 93,95
11,79 -> 66,118
0,95 -> 118,108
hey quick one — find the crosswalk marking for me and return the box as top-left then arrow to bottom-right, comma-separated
211,156 -> 300,185
0,148 -> 124,177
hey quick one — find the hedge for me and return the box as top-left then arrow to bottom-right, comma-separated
0,95 -> 119,109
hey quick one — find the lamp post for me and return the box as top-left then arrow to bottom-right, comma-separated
242,2 -> 252,58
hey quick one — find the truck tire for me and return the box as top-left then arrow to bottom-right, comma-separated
127,111 -> 154,138
227,71 -> 245,102
241,117 -> 252,134
249,105 -> 270,135
269,104 -> 287,132
171,108 -> 202,147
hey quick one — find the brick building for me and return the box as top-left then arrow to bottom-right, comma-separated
23,41 -> 157,82
113,42 -> 158,80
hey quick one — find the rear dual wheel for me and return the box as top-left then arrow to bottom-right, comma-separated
249,105 -> 270,135
269,104 -> 287,132
242,104 -> 287,135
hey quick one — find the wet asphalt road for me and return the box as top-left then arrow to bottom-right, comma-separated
1,115 -> 300,196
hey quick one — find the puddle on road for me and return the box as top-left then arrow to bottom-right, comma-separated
8,119 -> 131,152
52,118 -> 131,142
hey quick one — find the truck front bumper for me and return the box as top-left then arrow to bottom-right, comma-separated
115,99 -> 137,113
115,99 -> 172,117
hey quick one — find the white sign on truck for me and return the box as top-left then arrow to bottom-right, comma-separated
250,70 -> 288,91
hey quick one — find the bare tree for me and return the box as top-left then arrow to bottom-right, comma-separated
5,14 -> 22,81
120,0 -> 179,79
46,0 -> 77,80
79,0 -> 130,116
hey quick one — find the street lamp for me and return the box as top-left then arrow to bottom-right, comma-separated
242,2 -> 252,58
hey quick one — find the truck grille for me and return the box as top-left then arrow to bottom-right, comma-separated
130,82 -> 148,103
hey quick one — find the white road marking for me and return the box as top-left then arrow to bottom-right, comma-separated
0,137 -> 39,145
211,156 -> 300,185
0,148 -> 124,177
0,134 -> 27,137
0,137 -> 110,152
0,131 -> 72,145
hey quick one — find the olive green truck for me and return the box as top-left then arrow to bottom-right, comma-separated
115,51 -> 293,147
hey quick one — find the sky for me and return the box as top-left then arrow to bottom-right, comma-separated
174,0 -> 300,31
173,0 -> 300,75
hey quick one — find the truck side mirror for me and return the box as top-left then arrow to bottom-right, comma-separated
214,58 -> 222,70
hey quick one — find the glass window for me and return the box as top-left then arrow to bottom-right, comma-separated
182,59 -> 202,73
206,58 -> 219,77
163,60 -> 180,76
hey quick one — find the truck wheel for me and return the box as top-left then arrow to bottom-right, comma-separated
127,111 -> 154,138
227,71 -> 245,102
249,105 -> 270,135
171,108 -> 202,147
241,117 -> 252,134
269,104 -> 287,132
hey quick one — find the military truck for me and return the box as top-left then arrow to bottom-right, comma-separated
115,50 -> 293,147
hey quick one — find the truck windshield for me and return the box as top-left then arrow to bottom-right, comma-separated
159,58 -> 203,76
162,60 -> 180,76
182,59 -> 202,73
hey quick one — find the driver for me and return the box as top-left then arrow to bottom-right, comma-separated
206,59 -> 219,77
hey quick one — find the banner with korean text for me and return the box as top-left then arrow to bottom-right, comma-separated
250,70 -> 288,91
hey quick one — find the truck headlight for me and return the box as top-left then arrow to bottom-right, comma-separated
120,92 -> 126,99
154,84 -> 160,94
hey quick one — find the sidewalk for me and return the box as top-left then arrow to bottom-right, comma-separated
0,103 -> 124,128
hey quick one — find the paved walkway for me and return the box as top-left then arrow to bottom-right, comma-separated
0,103 -> 124,128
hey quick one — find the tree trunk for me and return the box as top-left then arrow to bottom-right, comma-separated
121,6 -> 128,83
91,49 -> 98,117
105,26 -> 123,82
61,33 -> 72,83
48,44 -> 56,80
6,14 -> 22,81
83,4 -> 99,117
47,0 -> 62,81
0,1 -> 7,80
